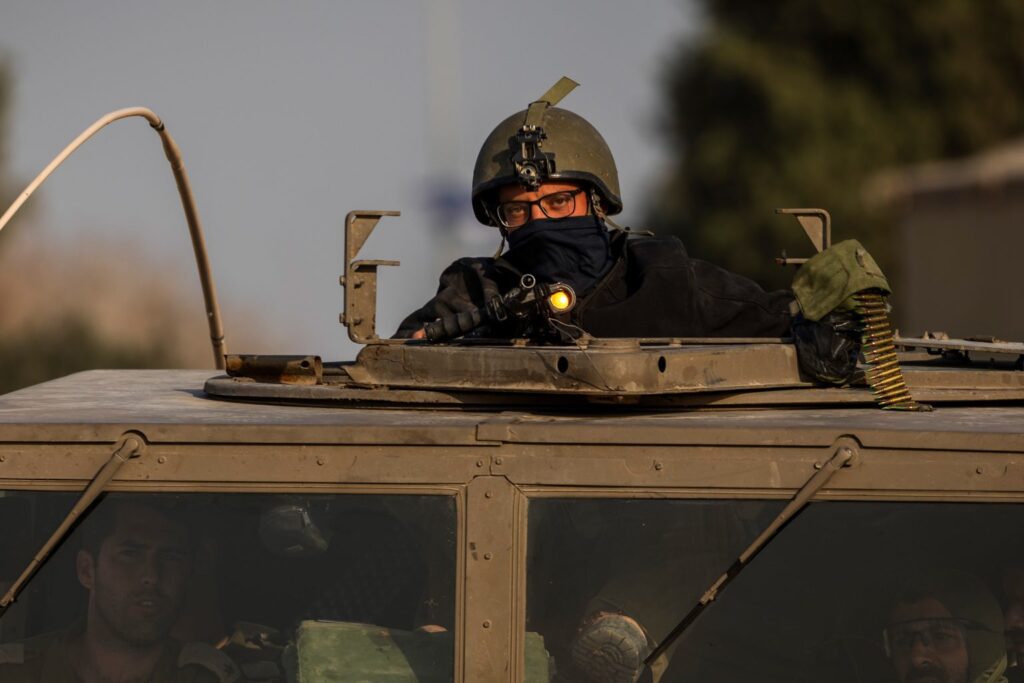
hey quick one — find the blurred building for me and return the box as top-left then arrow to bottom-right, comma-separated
867,139 -> 1024,342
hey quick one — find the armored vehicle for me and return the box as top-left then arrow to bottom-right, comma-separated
1,112 -> 1023,683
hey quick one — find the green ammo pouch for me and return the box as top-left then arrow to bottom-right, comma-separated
791,239 -> 890,321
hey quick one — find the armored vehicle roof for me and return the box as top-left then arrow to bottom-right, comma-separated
2,370 -> 1023,453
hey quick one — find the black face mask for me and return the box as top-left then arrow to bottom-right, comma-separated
501,215 -> 612,294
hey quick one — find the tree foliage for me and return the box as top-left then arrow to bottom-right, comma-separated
647,0 -> 1024,288
0,317 -> 177,394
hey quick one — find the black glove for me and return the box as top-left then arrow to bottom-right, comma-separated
791,311 -> 860,385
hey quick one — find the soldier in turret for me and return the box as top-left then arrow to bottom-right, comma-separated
398,79 -> 795,339
395,78 -> 869,386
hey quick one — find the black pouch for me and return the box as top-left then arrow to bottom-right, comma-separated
791,311 -> 861,385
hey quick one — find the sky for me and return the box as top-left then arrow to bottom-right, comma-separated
0,1 -> 696,361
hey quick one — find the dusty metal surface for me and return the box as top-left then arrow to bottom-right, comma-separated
470,408 -> 1024,451
1,371 -> 1023,453
225,355 -> 323,385
345,342 -> 810,394
206,339 -> 1024,407
897,335 -> 1024,360
204,367 -> 1024,408
0,371 -> 488,445
462,476 -> 520,681
206,375 -> 578,408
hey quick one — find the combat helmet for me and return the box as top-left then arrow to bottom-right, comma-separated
472,77 -> 623,226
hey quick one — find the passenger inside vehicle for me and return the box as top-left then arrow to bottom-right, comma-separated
526,499 -> 1024,683
0,492 -> 458,683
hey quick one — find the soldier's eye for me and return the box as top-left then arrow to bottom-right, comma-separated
930,627 -> 962,648
547,194 -> 570,207
118,548 -> 143,561
499,203 -> 530,227
160,549 -> 188,564
891,632 -> 914,650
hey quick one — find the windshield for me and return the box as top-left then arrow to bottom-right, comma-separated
0,491 -> 457,682
527,498 -> 1024,683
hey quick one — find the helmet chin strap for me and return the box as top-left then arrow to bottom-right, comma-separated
590,188 -> 623,231
493,230 -> 507,258
486,202 -> 509,257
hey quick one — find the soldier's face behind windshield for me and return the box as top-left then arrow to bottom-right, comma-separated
886,598 -> 969,683
76,503 -> 192,646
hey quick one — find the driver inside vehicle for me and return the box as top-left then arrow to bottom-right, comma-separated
0,500 -> 240,683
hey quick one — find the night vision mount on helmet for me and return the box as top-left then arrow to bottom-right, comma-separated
471,77 -> 623,226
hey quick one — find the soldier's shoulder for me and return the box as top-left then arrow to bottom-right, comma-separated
437,256 -> 500,282
446,255 -> 496,271
452,255 -> 496,266
622,232 -> 688,267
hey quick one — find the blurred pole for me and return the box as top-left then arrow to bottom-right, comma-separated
424,0 -> 492,267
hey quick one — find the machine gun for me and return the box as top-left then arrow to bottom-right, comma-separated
423,274 -> 576,343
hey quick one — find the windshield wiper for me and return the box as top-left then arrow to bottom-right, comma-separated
643,440 -> 856,669
0,432 -> 146,617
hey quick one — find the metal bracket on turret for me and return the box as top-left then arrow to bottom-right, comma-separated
775,207 -> 832,265
340,210 -> 400,344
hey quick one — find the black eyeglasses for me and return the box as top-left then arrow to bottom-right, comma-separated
495,189 -> 585,228
882,618 -> 983,658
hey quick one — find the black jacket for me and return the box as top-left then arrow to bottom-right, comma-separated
395,231 -> 794,339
